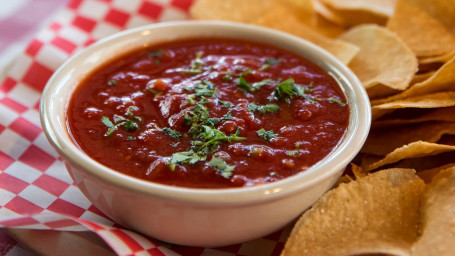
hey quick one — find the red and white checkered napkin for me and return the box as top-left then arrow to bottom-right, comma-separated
0,1 -> 290,255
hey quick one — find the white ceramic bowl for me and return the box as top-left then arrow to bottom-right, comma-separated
40,21 -> 371,247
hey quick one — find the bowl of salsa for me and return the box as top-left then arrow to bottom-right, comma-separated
40,21 -> 371,246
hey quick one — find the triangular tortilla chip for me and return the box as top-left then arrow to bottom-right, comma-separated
372,92 -> 455,119
387,0 -> 455,57
340,24 -> 417,93
362,122 -> 455,156
282,168 -> 424,256
373,107 -> 455,128
318,0 -> 396,26
365,141 -> 455,171
411,167 -> 455,255
251,6 -> 359,64
372,56 -> 455,105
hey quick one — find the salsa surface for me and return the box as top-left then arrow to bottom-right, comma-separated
67,38 -> 349,188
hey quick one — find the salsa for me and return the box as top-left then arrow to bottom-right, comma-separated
67,38 -> 349,188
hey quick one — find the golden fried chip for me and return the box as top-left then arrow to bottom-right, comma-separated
405,0 -> 455,34
282,168 -> 424,256
251,6 -> 359,64
362,122 -> 455,156
417,163 -> 455,183
410,71 -> 436,85
190,0 -> 358,64
412,167 -> 455,255
419,51 -> 455,65
372,56 -> 455,106
190,0 -> 308,23
373,107 -> 455,128
340,24 -> 417,93
387,0 -> 455,57
365,141 -> 455,171
317,0 -> 396,26
372,92 -> 455,119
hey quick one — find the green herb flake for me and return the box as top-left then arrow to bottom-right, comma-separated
248,103 -> 279,114
126,136 -> 136,141
221,111 -> 232,121
179,51 -> 205,74
194,80 -> 217,98
286,142 -> 303,157
101,116 -> 116,136
208,156 -> 235,178
256,128 -> 278,141
123,120 -> 139,131
170,150 -> 207,165
162,127 -> 182,138
171,142 -> 180,147
219,100 -> 233,108
147,88 -> 162,96
107,80 -> 117,86
327,97 -> 346,106
272,78 -> 307,104
259,58 -> 282,71
149,49 -> 164,57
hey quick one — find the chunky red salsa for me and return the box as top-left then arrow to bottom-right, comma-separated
67,38 -> 349,188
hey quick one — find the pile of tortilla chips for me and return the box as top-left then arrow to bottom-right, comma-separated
190,0 -> 455,254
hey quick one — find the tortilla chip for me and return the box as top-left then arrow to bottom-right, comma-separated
317,0 -> 396,26
373,107 -> 455,128
412,167 -> 455,255
351,163 -> 368,179
282,168 -> 424,256
362,122 -> 455,156
417,163 -> 455,183
340,24 -> 417,93
387,0 -> 455,57
405,0 -> 455,34
372,56 -> 455,106
320,0 -> 396,17
365,141 -> 455,171
190,0 -> 310,23
372,92 -> 455,119
251,6 -> 359,64
419,51 -> 455,65
410,71 -> 436,85
313,0 -> 346,26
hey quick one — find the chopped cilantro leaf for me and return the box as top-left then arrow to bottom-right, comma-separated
179,51 -> 204,74
194,80 -> 216,98
221,111 -> 232,121
248,103 -> 279,114
101,116 -> 113,128
272,78 -> 307,104
327,97 -> 346,106
100,107 -> 142,136
127,136 -> 136,140
208,156 -> 235,178
170,150 -> 206,165
149,50 -> 164,57
259,58 -> 282,71
237,73 -> 273,93
162,127 -> 182,138
147,88 -> 162,96
107,80 -> 117,86
219,100 -> 232,108
256,128 -> 278,141
123,120 -> 139,131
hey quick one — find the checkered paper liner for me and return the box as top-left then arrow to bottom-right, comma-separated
0,0 -> 290,255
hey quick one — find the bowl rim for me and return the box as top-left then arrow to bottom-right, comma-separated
40,20 -> 371,205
